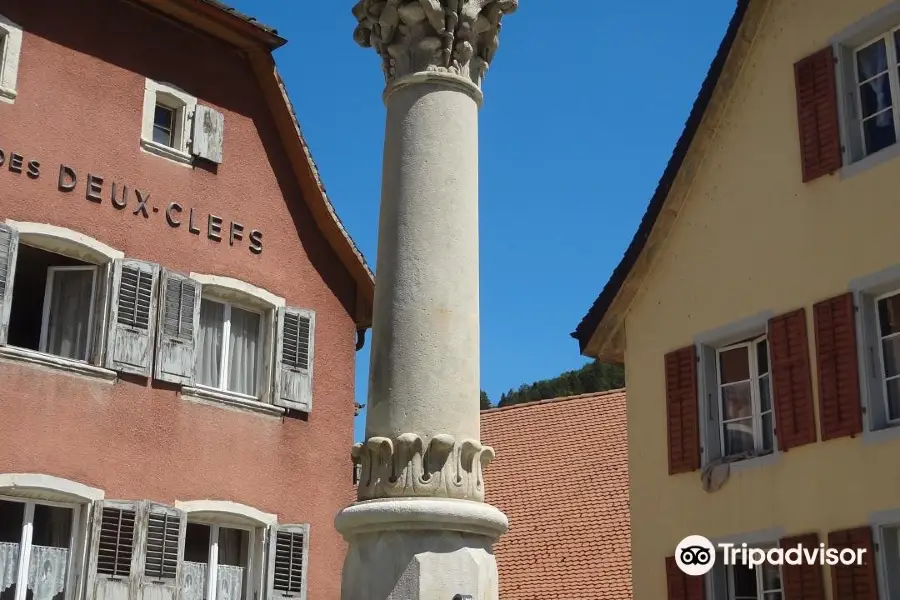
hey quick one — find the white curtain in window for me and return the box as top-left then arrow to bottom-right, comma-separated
216,566 -> 243,600
46,269 -> 94,361
227,308 -> 259,397
27,546 -> 67,600
197,301 -> 224,388
182,561 -> 208,600
0,542 -> 18,595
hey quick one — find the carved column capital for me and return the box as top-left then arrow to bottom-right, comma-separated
352,434 -> 495,502
352,0 -> 518,87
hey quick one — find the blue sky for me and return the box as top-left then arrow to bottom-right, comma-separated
228,1 -> 736,441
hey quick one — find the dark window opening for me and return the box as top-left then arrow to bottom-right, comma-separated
8,245 -> 97,361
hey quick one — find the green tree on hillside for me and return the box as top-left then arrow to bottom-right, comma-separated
480,390 -> 491,410
497,361 -> 624,408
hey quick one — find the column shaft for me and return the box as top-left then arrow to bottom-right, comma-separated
367,74 -> 481,443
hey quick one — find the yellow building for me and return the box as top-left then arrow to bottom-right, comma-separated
573,0 -> 900,598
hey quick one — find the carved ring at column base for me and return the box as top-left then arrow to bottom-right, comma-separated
352,434 -> 495,502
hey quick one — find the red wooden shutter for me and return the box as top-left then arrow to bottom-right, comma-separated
795,47 -> 842,182
780,533 -> 826,600
828,527 -> 877,600
814,293 -> 863,441
665,556 -> 705,600
769,309 -> 817,450
665,346 -> 700,475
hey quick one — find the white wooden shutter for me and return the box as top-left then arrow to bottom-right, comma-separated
105,260 -> 160,376
273,307 -> 315,413
267,525 -> 309,600
86,501 -> 140,600
154,270 -> 201,385
0,223 -> 19,346
191,105 -> 225,164
138,502 -> 185,600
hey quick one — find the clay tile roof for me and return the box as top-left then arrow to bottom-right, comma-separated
481,390 -> 632,600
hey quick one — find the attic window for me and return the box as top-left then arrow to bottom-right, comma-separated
0,14 -> 23,103
140,79 -> 196,165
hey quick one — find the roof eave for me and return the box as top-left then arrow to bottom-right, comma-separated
136,0 -> 287,50
572,0 -> 754,358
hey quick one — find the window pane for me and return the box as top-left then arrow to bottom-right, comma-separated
756,339 -> 769,375
886,377 -> 900,422
153,125 -> 173,147
761,563 -> 782,592
196,300 -> 225,388
227,308 -> 260,397
761,412 -> 774,452
730,563 -> 758,597
721,381 -> 752,421
863,109 -> 897,155
878,294 -> 900,336
883,336 -> 900,377
46,268 -> 94,361
182,524 -> 211,600
723,417 -> 755,456
29,505 -> 72,600
720,346 -> 750,384
857,39 -> 888,83
153,105 -> 174,147
859,73 -> 893,118
183,523 -> 210,563
759,374 -> 772,412
217,528 -> 249,600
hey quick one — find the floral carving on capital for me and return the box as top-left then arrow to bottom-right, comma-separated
352,0 -> 518,86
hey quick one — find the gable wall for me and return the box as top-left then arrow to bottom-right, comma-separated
622,0 -> 900,597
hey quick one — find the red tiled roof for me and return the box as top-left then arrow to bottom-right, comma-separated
481,390 -> 632,600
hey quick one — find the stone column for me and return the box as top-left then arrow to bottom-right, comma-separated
336,2 -> 517,599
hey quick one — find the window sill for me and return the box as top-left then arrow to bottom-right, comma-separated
139,138 -> 193,167
0,346 -> 117,382
703,451 -> 780,475
862,424 -> 900,446
840,144 -> 900,181
181,386 -> 285,418
0,86 -> 15,104
727,451 -> 779,473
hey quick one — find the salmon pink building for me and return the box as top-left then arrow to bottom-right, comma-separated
0,2 -> 374,600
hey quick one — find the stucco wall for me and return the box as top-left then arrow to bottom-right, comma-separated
0,1 -> 357,599
622,0 -> 900,597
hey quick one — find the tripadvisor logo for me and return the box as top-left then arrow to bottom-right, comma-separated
674,535 -> 867,576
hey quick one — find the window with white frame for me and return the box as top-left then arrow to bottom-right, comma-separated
182,523 -> 251,600
0,497 -> 81,600
876,522 -> 900,596
852,30 -> 900,158
0,223 -> 162,378
716,336 -> 775,458
0,14 -> 23,103
195,298 -> 263,399
707,547 -> 783,600
155,271 -> 316,413
140,80 -> 196,164
8,244 -> 99,362
875,291 -> 900,422
857,286 -> 900,433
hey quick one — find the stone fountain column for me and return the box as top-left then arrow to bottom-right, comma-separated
335,1 -> 517,599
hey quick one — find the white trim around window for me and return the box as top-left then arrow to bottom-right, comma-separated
694,311 -> 780,472
140,79 -> 197,166
850,265 -> 900,444
0,222 -> 119,382
831,0 -> 900,178
0,14 -> 23,103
